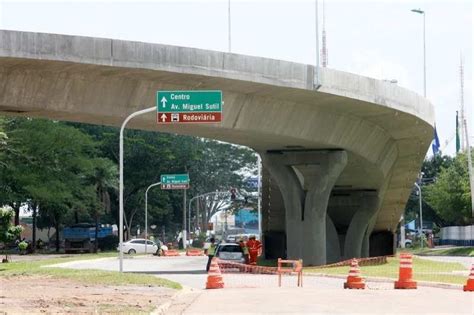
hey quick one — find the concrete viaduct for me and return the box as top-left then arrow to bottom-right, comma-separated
0,30 -> 434,265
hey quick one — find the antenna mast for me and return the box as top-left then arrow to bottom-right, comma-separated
321,0 -> 328,67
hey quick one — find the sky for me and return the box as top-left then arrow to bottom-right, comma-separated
0,0 -> 472,156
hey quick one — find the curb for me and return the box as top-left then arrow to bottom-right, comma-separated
44,256 -> 117,268
151,286 -> 197,315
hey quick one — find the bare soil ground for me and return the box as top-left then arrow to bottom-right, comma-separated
0,275 -> 175,314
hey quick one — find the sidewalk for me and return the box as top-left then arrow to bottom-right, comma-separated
182,286 -> 474,314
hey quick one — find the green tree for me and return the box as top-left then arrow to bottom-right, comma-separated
0,117 -> 105,251
424,153 -> 473,225
0,207 -> 23,262
403,155 -> 454,228
66,123 -> 257,240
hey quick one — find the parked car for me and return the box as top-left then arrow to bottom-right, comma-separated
117,238 -> 158,254
215,243 -> 245,264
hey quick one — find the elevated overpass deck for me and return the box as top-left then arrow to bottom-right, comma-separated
0,30 -> 434,264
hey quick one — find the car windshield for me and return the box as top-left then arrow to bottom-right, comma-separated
218,245 -> 242,253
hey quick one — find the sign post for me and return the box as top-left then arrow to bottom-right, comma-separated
160,173 -> 190,190
156,90 -> 222,124
155,90 -> 222,250
161,173 -> 190,249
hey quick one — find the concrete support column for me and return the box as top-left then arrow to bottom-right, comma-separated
261,150 -> 347,266
326,215 -> 341,263
361,215 -> 377,257
344,193 -> 379,259
302,152 -> 347,265
261,154 -> 305,259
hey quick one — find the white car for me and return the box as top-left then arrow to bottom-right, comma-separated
215,243 -> 246,264
117,239 -> 159,254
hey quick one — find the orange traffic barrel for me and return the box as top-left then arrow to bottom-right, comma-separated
344,259 -> 365,289
463,264 -> 474,292
394,253 -> 417,289
206,258 -> 224,289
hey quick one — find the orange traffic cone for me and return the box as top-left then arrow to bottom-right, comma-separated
394,253 -> 417,289
206,258 -> 224,289
463,264 -> 474,292
344,259 -> 365,289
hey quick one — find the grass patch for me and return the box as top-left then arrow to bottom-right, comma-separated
413,247 -> 474,257
97,304 -> 155,314
0,253 -> 181,289
304,256 -> 468,285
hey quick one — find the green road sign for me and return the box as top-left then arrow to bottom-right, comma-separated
156,91 -> 222,113
160,173 -> 190,190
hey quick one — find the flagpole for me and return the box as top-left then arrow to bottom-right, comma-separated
463,118 -> 474,217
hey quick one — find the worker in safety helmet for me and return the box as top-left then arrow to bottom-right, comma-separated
247,235 -> 262,265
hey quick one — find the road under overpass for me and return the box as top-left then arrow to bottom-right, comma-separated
0,30 -> 435,265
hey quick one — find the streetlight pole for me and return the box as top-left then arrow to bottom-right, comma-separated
411,8 -> 426,98
145,181 -> 161,254
119,106 -> 155,272
414,182 -> 424,249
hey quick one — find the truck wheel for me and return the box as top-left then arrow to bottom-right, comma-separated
128,249 -> 136,255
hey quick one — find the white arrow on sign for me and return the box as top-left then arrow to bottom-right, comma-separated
160,113 -> 167,122
161,96 -> 168,108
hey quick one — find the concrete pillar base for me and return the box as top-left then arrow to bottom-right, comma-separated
261,150 -> 347,266
344,192 -> 379,260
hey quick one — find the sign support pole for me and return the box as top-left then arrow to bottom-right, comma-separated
183,189 -> 187,249
145,181 -> 161,254
119,106 -> 155,273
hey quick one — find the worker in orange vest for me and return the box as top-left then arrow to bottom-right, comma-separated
247,235 -> 262,265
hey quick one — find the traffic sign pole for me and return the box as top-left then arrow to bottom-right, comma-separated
183,189 -> 187,250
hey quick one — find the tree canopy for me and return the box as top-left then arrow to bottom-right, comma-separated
0,116 -> 258,248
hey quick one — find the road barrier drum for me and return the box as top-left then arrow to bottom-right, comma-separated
163,249 -> 180,256
206,258 -> 224,289
463,264 -> 474,292
394,253 -> 417,289
344,259 -> 366,289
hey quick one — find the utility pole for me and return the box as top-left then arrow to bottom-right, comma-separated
460,56 -> 474,216
314,0 -> 320,88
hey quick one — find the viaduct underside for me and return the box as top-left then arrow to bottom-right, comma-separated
0,30 -> 435,265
